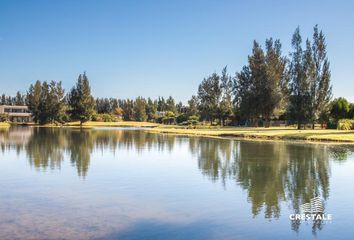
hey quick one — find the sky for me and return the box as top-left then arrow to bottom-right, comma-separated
0,0 -> 353,102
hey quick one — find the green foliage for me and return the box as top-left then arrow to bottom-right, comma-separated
187,95 -> 199,117
187,115 -> 199,128
235,39 -> 288,125
0,114 -> 9,122
162,111 -> 175,125
146,98 -> 158,121
330,97 -> 350,120
92,113 -> 117,122
176,114 -> 188,124
198,72 -> 222,123
349,104 -> 354,119
288,26 -> 332,129
337,119 -> 354,130
121,99 -> 135,121
68,73 -> 95,124
133,97 -> 147,122
27,80 -> 65,124
166,96 -> 177,113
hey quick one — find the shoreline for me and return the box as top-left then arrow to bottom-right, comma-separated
144,127 -> 354,144
0,122 -> 10,128
5,121 -> 354,144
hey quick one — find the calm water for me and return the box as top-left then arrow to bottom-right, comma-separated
0,127 -> 354,240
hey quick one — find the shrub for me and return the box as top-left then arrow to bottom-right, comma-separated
176,114 -> 188,124
187,115 -> 199,128
92,113 -> 117,122
0,114 -> 9,122
162,111 -> 175,125
337,119 -> 354,130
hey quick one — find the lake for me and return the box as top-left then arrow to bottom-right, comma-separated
0,127 -> 353,240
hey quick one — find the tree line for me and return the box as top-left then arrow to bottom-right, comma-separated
1,25 -> 353,128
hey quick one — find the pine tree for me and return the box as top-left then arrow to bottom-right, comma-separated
134,97 -> 147,121
48,81 -> 66,123
27,80 -> 42,123
309,25 -> 332,128
157,97 -> 166,112
166,96 -> 177,113
146,98 -> 157,121
288,27 -> 310,129
38,81 -> 50,124
15,91 -> 25,105
187,95 -> 199,117
219,66 -> 233,125
1,94 -> 6,105
121,99 -> 135,121
68,72 -> 95,125
198,73 -> 221,124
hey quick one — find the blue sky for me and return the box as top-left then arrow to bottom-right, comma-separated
0,0 -> 353,102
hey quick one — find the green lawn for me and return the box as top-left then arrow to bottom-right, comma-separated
145,126 -> 354,143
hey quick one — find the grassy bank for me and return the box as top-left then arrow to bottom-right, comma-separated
0,122 -> 10,128
12,121 -> 354,143
145,126 -> 354,143
35,121 -> 160,128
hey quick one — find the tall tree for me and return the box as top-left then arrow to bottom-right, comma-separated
198,73 -> 221,123
309,25 -> 332,128
157,97 -> 166,112
121,99 -> 135,121
15,91 -> 25,105
38,81 -> 51,124
288,26 -> 332,129
134,97 -> 147,121
187,95 -> 199,117
27,80 -> 42,123
166,96 -> 177,113
235,66 -> 253,122
219,66 -> 234,125
68,72 -> 95,125
288,27 -> 310,129
264,39 -> 288,122
146,98 -> 157,121
48,81 -> 66,123
1,94 -> 6,105
235,40 -> 288,126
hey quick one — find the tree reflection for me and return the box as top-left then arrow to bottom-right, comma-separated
0,127 -> 353,233
0,128 -> 178,178
66,129 -> 94,177
191,139 -> 353,232
25,128 -> 66,170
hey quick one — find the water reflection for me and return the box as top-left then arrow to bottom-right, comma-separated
0,127 -> 179,177
0,127 -> 353,235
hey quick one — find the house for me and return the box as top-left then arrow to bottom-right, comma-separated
0,105 -> 32,122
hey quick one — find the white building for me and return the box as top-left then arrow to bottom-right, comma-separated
0,105 -> 32,122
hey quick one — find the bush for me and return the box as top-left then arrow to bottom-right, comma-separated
162,111 -> 175,125
0,114 -> 9,122
92,113 -> 117,122
337,119 -> 354,130
187,115 -> 199,128
176,114 -> 188,124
